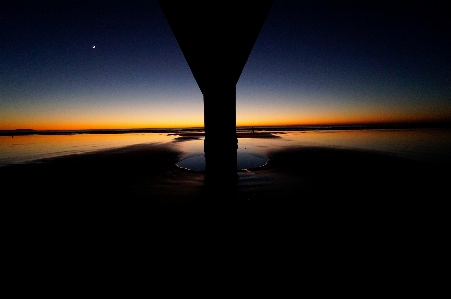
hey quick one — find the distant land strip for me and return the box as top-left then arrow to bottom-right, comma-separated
1,122 -> 450,136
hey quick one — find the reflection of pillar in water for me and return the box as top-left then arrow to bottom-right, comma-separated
159,1 -> 273,184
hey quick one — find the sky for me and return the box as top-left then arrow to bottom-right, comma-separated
1,0 -> 450,130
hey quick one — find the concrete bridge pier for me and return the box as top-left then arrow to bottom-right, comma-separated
158,1 -> 274,187
203,77 -> 238,185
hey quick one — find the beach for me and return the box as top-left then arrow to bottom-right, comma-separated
3,132 -> 447,242
3,130 -> 449,283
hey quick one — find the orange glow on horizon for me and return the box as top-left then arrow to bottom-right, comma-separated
1,102 -> 450,130
0,113 -> 205,130
0,121 -> 205,131
2,115 -> 450,131
236,113 -> 451,128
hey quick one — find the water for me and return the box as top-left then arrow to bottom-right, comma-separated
177,152 -> 268,171
0,133 -> 174,166
1,127 -> 451,168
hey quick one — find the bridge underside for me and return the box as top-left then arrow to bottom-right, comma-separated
159,1 -> 273,185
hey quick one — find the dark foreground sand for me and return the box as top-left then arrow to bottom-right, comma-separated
2,141 -> 448,273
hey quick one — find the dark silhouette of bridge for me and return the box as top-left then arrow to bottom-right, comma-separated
158,1 -> 274,185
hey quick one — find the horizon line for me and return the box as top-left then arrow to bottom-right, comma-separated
2,121 -> 451,136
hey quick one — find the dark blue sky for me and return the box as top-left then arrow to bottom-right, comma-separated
1,0 -> 450,129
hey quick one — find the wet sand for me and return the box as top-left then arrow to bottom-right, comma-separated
2,139 -> 447,265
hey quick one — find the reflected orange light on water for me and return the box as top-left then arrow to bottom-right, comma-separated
0,133 -> 176,166
2,128 -> 451,167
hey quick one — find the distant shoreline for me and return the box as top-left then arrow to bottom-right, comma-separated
1,122 -> 450,136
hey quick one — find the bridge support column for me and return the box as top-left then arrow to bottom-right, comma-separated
203,78 -> 238,185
